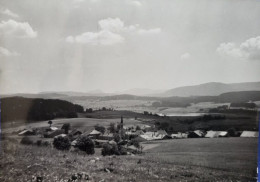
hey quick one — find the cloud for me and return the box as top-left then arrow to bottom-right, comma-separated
66,18 -> 161,45
0,47 -> 19,57
66,30 -> 124,45
0,19 -> 37,38
216,36 -> 260,60
180,53 -> 191,60
1,9 -> 19,18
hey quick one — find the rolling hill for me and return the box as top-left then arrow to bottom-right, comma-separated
163,82 -> 260,97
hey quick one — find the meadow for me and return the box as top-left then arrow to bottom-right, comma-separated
0,137 -> 257,182
143,138 -> 258,180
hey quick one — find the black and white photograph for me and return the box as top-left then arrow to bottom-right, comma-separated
0,0 -> 260,181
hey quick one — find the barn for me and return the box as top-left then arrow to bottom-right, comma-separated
240,131 -> 258,137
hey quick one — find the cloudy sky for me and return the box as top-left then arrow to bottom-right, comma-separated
0,0 -> 260,94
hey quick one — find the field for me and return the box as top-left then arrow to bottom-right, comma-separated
143,138 -> 257,176
2,117 -> 145,134
0,137 -> 257,182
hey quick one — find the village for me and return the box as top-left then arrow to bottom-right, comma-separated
14,114 -> 258,157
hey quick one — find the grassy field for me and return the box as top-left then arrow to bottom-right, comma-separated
143,138 -> 257,180
0,137 -> 257,182
2,117 -> 145,134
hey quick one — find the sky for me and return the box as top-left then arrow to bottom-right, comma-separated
0,0 -> 260,94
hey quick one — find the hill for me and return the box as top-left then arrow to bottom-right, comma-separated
1,97 -> 84,123
163,82 -> 260,97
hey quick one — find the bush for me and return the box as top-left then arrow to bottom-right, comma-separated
36,140 -> 42,146
101,143 -> 120,156
53,136 -> 71,150
20,136 -> 34,145
75,136 -> 95,155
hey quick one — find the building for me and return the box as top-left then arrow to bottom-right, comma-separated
88,129 -> 101,139
188,130 -> 205,138
240,131 -> 259,137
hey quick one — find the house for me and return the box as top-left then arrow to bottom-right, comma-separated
18,129 -> 35,136
240,131 -> 259,137
218,131 -> 228,137
69,129 -> 82,139
171,132 -> 188,139
205,131 -> 219,138
44,129 -> 65,138
98,133 -> 114,141
188,130 -> 204,138
54,134 -> 67,138
88,129 -> 101,139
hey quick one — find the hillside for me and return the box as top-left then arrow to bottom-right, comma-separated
1,97 -> 84,123
163,82 -> 260,97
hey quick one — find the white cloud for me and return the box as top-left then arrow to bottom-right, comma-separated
0,19 -> 37,38
0,47 -> 19,57
66,30 -> 124,45
180,53 -> 191,60
217,36 -> 260,60
98,18 -> 125,33
66,18 -> 161,45
1,9 -> 19,18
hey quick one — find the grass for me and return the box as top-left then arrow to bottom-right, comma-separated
143,138 -> 257,179
0,137 -> 257,182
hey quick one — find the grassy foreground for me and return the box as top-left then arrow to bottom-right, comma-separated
0,138 -> 257,182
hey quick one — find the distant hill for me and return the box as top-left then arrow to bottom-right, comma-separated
116,88 -> 165,96
163,82 -> 260,97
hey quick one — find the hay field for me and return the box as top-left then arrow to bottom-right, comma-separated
143,137 -> 257,180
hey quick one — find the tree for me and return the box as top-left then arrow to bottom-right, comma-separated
136,125 -> 141,131
53,136 -> 71,150
108,123 -> 116,133
101,143 -> 120,156
61,123 -> 71,134
48,120 -> 53,127
86,108 -> 93,113
75,136 -> 95,155
94,124 -> 105,134
113,133 -> 121,143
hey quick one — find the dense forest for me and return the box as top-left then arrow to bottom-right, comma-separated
1,97 -> 84,122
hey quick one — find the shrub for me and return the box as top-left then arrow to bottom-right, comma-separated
20,136 -> 34,145
42,141 -> 51,147
53,136 -> 71,150
36,140 -> 42,146
101,143 -> 120,156
75,136 -> 95,155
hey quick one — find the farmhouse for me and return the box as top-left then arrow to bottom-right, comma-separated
88,129 -> 101,139
44,129 -> 65,138
98,132 -> 114,140
188,130 -> 205,138
171,132 -> 188,139
18,129 -> 35,136
240,131 -> 259,137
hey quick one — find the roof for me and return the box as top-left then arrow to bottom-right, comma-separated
193,130 -> 204,137
157,130 -> 168,135
89,130 -> 101,135
240,131 -> 258,137
50,127 -> 58,131
54,134 -> 67,138
205,131 -> 218,138
18,129 -> 31,135
70,129 -> 82,135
